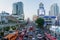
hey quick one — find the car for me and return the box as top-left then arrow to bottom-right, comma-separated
35,29 -> 42,34
28,31 -> 33,36
23,35 -> 28,40
9,31 -> 13,33
8,30 -> 15,34
28,35 -> 33,40
35,29 -> 39,32
23,37 -> 27,40
32,38 -> 35,40
37,34 -> 43,40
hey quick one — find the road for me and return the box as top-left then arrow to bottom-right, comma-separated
1,21 -> 57,40
16,21 -> 49,40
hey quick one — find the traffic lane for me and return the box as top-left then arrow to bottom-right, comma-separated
16,34 -> 23,40
16,31 -> 25,40
16,37 -> 23,40
35,29 -> 48,40
36,36 -> 49,40
23,28 -> 36,40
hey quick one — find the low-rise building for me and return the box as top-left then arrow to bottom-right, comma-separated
11,14 -> 24,22
44,16 -> 56,26
38,14 -> 56,29
0,11 -> 9,24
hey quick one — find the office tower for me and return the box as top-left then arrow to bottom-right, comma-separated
12,2 -> 24,15
38,2 -> 45,17
12,2 -> 24,21
49,3 -> 59,16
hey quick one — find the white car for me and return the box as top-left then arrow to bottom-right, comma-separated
37,34 -> 43,39
32,38 -> 35,40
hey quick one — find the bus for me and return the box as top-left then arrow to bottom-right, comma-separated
3,31 -> 18,40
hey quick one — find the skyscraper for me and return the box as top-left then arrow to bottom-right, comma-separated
49,3 -> 59,16
12,2 -> 24,21
12,2 -> 24,15
38,2 -> 45,17
12,3 -> 17,15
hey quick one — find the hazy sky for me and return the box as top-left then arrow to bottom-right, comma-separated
0,0 -> 60,20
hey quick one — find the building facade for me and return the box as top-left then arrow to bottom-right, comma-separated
49,3 -> 59,16
56,14 -> 60,26
44,16 -> 56,26
12,15 -> 24,21
12,2 -> 24,21
0,11 -> 9,23
12,2 -> 24,15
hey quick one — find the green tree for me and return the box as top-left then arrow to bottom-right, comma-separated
4,27 -> 10,31
11,26 -> 16,30
35,18 -> 44,28
16,25 -> 19,27
0,32 -> 4,36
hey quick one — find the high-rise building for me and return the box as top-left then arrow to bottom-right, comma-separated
12,3 -> 17,15
49,3 -> 59,16
38,2 -> 45,17
12,2 -> 24,15
12,2 -> 24,21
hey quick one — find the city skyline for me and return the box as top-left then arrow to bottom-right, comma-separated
0,0 -> 60,20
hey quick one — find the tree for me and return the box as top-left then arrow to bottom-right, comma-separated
35,18 -> 44,28
4,27 -> 10,31
0,32 -> 4,36
11,26 -> 16,30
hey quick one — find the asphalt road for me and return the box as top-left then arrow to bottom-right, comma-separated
16,21 -> 49,40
